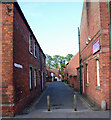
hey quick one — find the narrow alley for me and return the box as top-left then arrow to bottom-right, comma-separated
1,1 -> 111,119
14,82 -> 109,119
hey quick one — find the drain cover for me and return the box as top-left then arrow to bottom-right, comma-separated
52,104 -> 63,109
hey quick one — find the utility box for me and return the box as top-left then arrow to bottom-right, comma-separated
101,100 -> 106,111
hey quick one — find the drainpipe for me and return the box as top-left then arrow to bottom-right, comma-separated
108,0 -> 111,56
78,27 -> 82,94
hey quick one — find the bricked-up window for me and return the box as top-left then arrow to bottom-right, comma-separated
34,68 -> 37,88
96,60 -> 100,86
34,41 -> 37,58
29,66 -> 33,90
86,64 -> 89,84
29,33 -> 33,54
39,70 -> 41,85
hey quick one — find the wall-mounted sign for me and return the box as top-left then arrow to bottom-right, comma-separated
14,63 -> 23,69
93,39 -> 100,54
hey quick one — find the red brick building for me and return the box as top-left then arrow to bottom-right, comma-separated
80,1 -> 111,109
46,66 -> 55,82
51,68 -> 61,81
63,52 -> 80,91
1,2 -> 46,116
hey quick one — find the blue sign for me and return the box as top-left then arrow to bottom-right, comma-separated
93,39 -> 100,54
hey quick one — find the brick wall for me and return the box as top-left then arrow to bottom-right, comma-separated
13,5 -> 41,114
0,2 -> 2,117
63,52 -> 80,91
80,2 -> 110,109
1,2 -> 46,116
2,3 -> 14,116
110,2 -> 111,109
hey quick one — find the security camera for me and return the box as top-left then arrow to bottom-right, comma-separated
86,41 -> 88,45
88,37 -> 91,41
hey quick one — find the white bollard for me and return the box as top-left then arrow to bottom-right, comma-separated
74,95 -> 77,111
47,95 -> 50,111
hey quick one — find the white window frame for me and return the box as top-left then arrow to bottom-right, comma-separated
86,64 -> 89,84
82,67 -> 85,93
34,41 -> 37,58
34,68 -> 37,87
29,66 -> 33,90
29,33 -> 33,54
96,60 -> 100,86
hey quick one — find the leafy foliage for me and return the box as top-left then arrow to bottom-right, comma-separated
46,54 -> 73,75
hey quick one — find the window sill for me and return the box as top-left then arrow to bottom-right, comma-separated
86,83 -> 89,87
34,56 -> 37,59
95,86 -> 101,90
29,51 -> 33,55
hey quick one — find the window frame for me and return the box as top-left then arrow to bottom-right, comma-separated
34,68 -> 37,88
29,33 -> 33,54
39,69 -> 41,85
29,65 -> 33,90
86,63 -> 89,86
96,59 -> 100,87
34,41 -> 37,58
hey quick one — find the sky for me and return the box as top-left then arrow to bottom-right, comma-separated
18,1 -> 83,57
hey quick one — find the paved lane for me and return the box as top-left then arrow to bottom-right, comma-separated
34,82 -> 89,110
15,82 -> 110,118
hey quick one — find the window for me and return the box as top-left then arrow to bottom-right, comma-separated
29,66 -> 33,90
34,68 -> 37,87
82,67 -> 85,93
96,60 -> 100,86
39,70 -> 41,85
34,41 -> 37,58
29,33 -> 33,54
86,64 -> 89,84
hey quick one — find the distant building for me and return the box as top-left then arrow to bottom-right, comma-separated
1,2 -> 46,116
46,66 -> 55,82
80,1 -> 111,109
51,68 -> 61,81
63,52 -> 79,91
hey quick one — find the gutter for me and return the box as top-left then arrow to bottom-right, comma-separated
78,27 -> 82,94
108,0 -> 111,59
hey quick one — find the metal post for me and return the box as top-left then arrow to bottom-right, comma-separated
47,95 -> 50,111
78,27 -> 82,94
108,0 -> 111,110
74,95 -> 77,111
108,0 -> 111,53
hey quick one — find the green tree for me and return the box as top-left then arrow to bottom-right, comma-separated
59,56 -> 66,75
45,54 -> 53,69
52,55 -> 60,69
45,54 -> 73,75
65,54 -> 73,63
